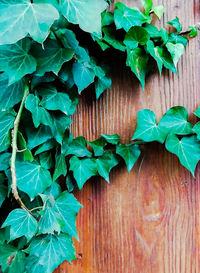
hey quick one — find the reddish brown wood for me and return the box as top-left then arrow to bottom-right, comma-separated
55,0 -> 200,272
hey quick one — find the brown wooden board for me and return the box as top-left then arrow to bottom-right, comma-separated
55,0 -> 200,272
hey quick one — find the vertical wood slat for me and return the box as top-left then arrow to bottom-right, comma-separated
55,0 -> 200,272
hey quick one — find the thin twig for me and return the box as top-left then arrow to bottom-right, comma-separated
10,82 -> 37,219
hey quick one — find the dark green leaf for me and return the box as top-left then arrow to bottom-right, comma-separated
64,136 -> 92,157
53,152 -> 67,181
0,110 -> 15,153
101,133 -> 120,144
87,137 -> 107,156
167,17 -> 182,32
189,26 -> 198,38
26,125 -> 52,150
124,26 -> 150,48
39,152 -> 53,170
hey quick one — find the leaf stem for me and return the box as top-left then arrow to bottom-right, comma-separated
10,82 -> 37,219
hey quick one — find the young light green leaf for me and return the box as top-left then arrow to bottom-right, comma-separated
96,152 -> 120,182
0,39 -> 36,84
167,17 -> 182,32
31,39 -> 74,76
69,156 -> 97,190
126,48 -> 149,89
64,136 -> 92,157
101,134 -> 120,145
158,106 -> 192,135
2,209 -> 38,241
25,94 -> 52,128
87,137 -> 107,156
141,0 -> 153,12
0,0 -> 59,45
0,110 -> 15,153
72,61 -> 95,93
0,244 -> 25,273
132,109 -> 166,143
60,0 -> 107,36
152,5 -> 164,19
17,132 -> 34,162
114,2 -> 151,32
26,233 -> 76,273
166,42 -> 185,66
16,160 -> 52,199
165,135 -> 200,176
116,143 -> 141,172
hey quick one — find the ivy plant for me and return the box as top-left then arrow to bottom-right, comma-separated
0,0 -> 199,272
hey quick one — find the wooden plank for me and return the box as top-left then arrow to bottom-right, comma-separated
55,0 -> 200,272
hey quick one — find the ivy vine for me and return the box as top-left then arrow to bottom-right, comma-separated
0,0 -> 199,272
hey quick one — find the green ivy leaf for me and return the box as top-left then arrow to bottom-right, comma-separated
87,137 -> 107,156
126,48 -> 149,89
194,106 -> 200,118
26,125 -> 52,150
132,109 -> 166,143
102,27 -> 126,51
72,61 -> 95,93
116,143 -> 141,172
146,40 -> 163,74
124,26 -> 150,49
39,86 -> 76,115
31,39 -> 74,76
69,156 -> 97,189
39,152 -> 53,170
25,94 -> 52,128
141,0 -> 153,12
0,0 -> 59,45
35,139 -> 57,156
26,233 -> 76,273
101,133 -> 120,145
0,74 -> 24,111
152,5 -> 164,19
0,174 -> 7,207
168,33 -> 188,46
189,26 -> 198,38
167,17 -> 182,32
157,47 -> 177,74
0,244 -> 25,273
165,135 -> 200,176
102,11 -> 114,27
53,152 -> 67,181
96,151 -> 120,182
50,113 -> 71,144
166,42 -> 185,66
16,160 -> 52,199
158,106 -> 192,135
0,110 -> 15,153
17,132 -> 34,162
60,0 -> 107,36
0,153 -> 10,171
38,191 -> 82,237
44,182 -> 61,199
64,136 -> 92,157
0,39 -> 36,85
114,2 -> 151,32
2,209 -> 38,241
95,76 -> 112,99
193,122 -> 200,140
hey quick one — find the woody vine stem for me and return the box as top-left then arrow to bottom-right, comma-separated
10,83 -> 36,219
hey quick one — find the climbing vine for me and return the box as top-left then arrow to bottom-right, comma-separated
0,0 -> 199,272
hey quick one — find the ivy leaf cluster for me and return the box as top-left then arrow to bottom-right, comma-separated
0,0 -> 198,272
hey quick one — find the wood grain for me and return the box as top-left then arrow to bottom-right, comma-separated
55,0 -> 200,272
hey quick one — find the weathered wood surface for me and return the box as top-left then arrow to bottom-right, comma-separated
55,0 -> 200,272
